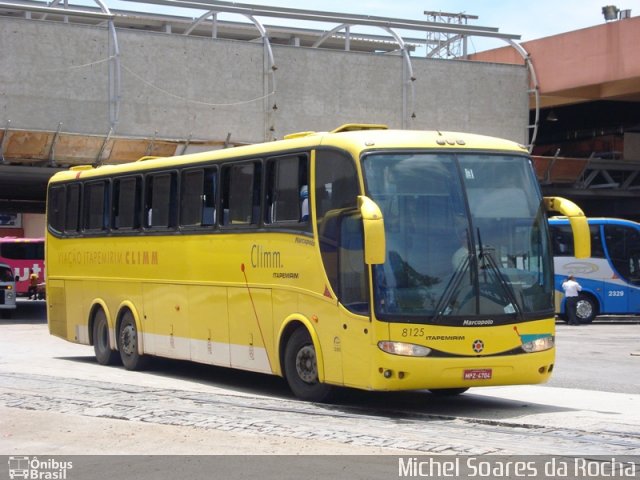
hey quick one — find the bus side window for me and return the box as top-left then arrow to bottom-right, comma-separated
145,172 -> 177,229
180,168 -> 217,228
65,184 -> 81,234
264,155 -> 308,225
180,169 -> 203,227
549,225 -> 574,256
315,149 -> 363,308
550,224 -> 604,258
590,225 -> 605,258
48,185 -> 66,234
112,176 -> 141,230
83,181 -> 108,232
202,168 -> 217,226
604,224 -> 640,285
221,161 -> 261,226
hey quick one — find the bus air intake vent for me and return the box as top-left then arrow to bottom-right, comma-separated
331,124 -> 388,133
283,131 -> 317,140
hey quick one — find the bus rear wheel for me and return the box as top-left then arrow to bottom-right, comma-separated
117,311 -> 149,370
92,309 -> 119,365
284,328 -> 333,402
575,294 -> 597,324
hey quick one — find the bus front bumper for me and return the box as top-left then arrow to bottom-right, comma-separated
364,348 -> 555,391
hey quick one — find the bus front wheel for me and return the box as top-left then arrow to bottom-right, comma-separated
117,311 -> 149,370
575,294 -> 597,324
92,309 -> 119,365
284,328 -> 333,402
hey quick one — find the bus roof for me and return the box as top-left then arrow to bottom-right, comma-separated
549,216 -> 640,227
48,126 -> 529,184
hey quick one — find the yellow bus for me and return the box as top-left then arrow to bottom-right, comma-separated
46,124 -> 589,401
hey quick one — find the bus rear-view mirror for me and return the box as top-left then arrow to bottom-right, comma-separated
358,195 -> 385,265
544,196 -> 591,258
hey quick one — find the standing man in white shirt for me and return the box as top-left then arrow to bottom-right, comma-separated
562,275 -> 583,325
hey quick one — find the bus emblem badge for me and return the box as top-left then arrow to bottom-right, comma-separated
472,339 -> 484,353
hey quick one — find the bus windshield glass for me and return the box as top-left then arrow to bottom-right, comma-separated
362,152 -> 553,324
0,265 -> 14,282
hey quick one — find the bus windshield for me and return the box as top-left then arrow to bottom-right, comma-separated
0,264 -> 14,282
362,152 -> 553,324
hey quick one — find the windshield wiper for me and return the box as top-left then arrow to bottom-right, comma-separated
432,251 -> 473,323
476,228 -> 524,320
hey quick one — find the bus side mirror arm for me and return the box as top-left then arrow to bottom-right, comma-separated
358,196 -> 386,265
544,196 -> 591,258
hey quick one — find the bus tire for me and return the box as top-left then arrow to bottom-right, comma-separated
92,309 -> 119,365
575,294 -> 597,324
428,387 -> 469,396
117,311 -> 149,370
283,328 -> 333,402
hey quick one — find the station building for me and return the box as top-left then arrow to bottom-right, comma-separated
0,0 -> 638,233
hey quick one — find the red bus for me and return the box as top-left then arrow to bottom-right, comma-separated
0,237 -> 45,296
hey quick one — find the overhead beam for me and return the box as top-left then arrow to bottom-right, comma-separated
123,0 -> 521,40
0,199 -> 46,214
0,1 -> 114,19
0,165 -> 64,213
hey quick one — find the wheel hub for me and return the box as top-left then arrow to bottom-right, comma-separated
576,300 -> 593,319
295,345 -> 318,384
121,325 -> 137,356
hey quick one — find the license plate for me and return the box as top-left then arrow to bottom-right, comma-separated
463,369 -> 492,380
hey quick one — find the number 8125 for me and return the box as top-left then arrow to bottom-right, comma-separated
401,327 -> 425,337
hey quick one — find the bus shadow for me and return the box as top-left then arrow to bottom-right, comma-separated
322,388 -> 575,424
159,364 -> 580,424
147,357 -> 293,398
56,354 -> 292,398
57,353 -> 575,424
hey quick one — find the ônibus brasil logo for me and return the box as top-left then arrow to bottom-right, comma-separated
8,456 -> 73,480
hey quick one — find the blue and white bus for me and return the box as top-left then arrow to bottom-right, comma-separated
549,217 -> 640,322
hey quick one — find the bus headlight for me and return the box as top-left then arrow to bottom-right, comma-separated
378,341 -> 431,357
521,336 -> 554,353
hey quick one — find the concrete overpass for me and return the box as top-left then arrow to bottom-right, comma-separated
470,14 -> 640,220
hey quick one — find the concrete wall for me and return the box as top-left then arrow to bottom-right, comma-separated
22,214 -> 45,238
469,16 -> 640,107
1,17 -> 528,144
